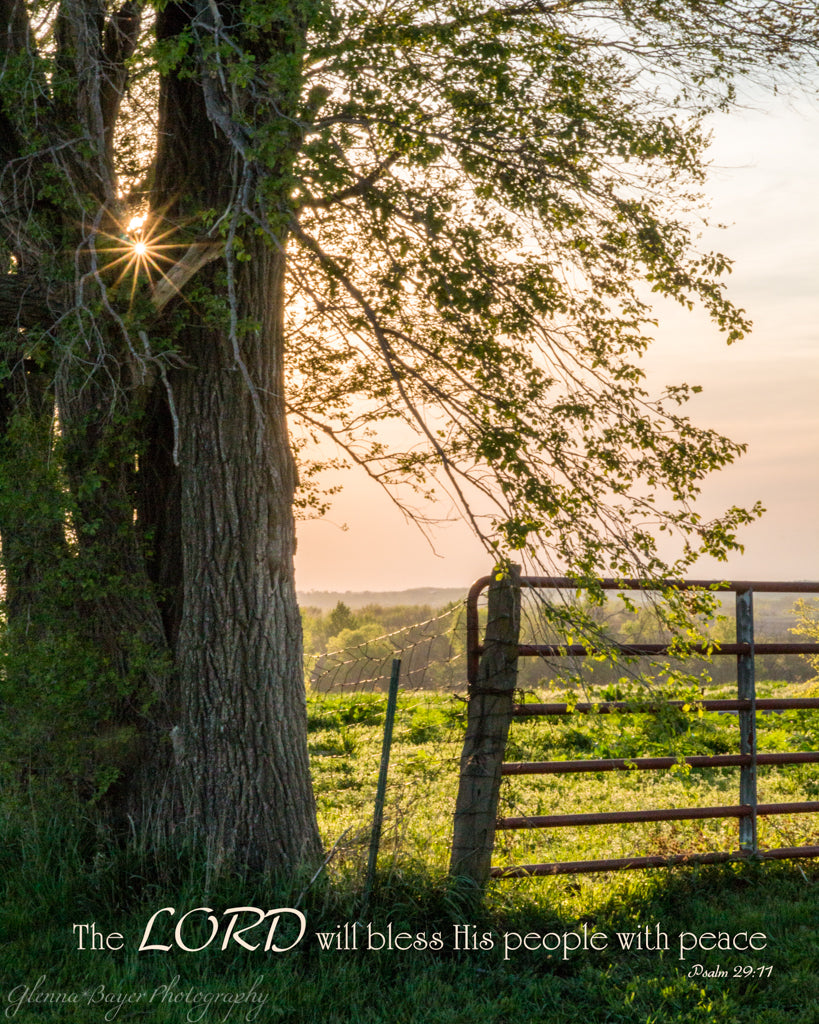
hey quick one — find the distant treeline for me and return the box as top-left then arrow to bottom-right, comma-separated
301,594 -> 819,692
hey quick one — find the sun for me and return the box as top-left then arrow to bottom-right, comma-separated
98,211 -> 187,307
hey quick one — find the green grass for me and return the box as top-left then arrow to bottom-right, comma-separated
3,680 -> 819,1022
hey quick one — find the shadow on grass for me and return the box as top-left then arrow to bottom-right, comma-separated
2,810 -> 818,1024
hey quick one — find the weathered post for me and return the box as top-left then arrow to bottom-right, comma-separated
450,564 -> 521,884
736,587 -> 758,853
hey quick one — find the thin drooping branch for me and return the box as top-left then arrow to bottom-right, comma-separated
289,218 -> 493,545
298,151 -> 400,210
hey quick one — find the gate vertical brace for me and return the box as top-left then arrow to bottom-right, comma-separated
450,565 -> 521,885
736,588 -> 758,853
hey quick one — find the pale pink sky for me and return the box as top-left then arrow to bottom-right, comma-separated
295,98 -> 819,593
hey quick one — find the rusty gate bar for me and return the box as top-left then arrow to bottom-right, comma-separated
466,577 -> 819,688
512,697 -> 819,714
501,751 -> 819,775
463,575 -> 819,878
500,642 -> 818,658
496,801 -> 819,829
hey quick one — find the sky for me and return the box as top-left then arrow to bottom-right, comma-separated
294,96 -> 819,594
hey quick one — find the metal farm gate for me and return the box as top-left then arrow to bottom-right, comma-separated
449,570 -> 819,882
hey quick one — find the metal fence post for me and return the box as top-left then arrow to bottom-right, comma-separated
361,659 -> 401,909
450,564 -> 521,884
736,588 -> 758,853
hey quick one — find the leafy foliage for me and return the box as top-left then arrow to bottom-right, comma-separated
792,599 -> 819,676
280,0 -> 819,574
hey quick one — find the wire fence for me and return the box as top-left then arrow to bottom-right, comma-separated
303,600 -> 472,876
306,603 -> 469,694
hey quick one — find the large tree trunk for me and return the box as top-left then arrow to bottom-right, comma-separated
146,0 -> 322,872
56,353 -> 179,819
166,249 -> 321,872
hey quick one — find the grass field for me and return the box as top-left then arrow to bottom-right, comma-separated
3,678 -> 819,1023
309,678 -> 819,873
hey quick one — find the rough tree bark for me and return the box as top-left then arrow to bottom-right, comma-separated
143,0 -> 322,870
0,0 -> 323,871
161,249 -> 321,871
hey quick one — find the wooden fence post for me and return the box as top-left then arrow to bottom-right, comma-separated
450,564 -> 521,884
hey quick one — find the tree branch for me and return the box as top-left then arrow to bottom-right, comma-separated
299,153 -> 400,210
0,0 -> 45,165
100,0 -> 142,169
0,236 -> 223,327
149,239 -> 223,313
